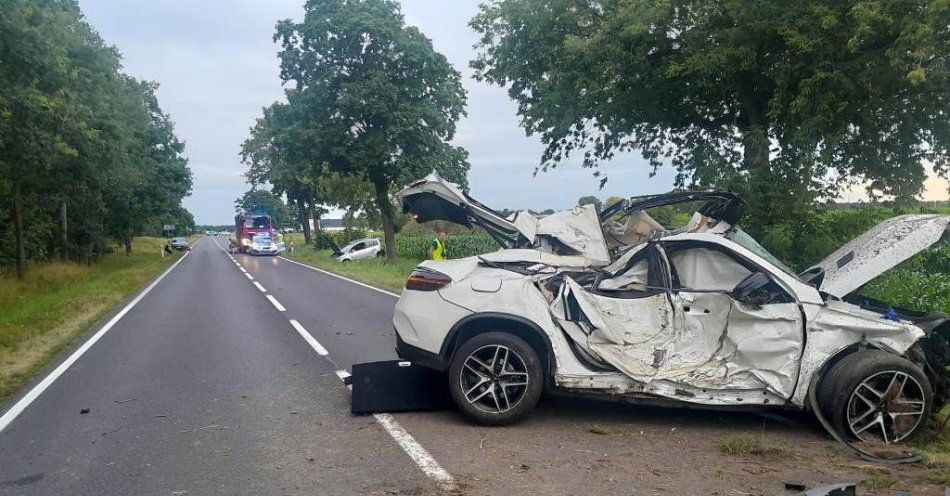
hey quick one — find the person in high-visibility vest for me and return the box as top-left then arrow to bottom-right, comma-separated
429,231 -> 447,260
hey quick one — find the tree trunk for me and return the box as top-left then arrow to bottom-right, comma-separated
60,200 -> 68,261
13,182 -> 26,280
125,233 -> 132,256
372,179 -> 396,262
297,198 -> 312,244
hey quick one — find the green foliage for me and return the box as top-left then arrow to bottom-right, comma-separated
271,0 -> 470,260
577,195 -> 603,211
396,233 -> 499,260
471,0 -> 950,232
0,0 -> 192,273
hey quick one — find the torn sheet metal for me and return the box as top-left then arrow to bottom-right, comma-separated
603,210 -> 664,249
558,279 -> 803,398
790,299 -> 924,406
478,248 -> 592,268
535,205 -> 611,266
804,214 -> 950,298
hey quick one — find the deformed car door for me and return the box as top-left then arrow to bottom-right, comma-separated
658,241 -> 804,399
559,240 -> 805,400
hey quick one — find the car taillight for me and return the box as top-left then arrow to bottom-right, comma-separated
405,267 -> 452,291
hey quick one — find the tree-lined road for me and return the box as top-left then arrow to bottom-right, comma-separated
2,237 -> 940,496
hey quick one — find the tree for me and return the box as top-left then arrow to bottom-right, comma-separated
274,0 -> 469,261
234,189 -> 294,228
0,0 -> 192,274
577,195 -> 602,212
471,0 -> 950,235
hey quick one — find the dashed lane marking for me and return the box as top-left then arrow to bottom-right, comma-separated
265,294 -> 285,312
253,282 -> 266,293
289,320 -> 328,356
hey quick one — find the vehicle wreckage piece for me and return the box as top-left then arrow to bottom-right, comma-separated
393,172 -> 950,452
349,361 -> 453,414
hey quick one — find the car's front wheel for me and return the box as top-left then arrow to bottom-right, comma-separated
818,350 -> 932,444
448,332 -> 544,426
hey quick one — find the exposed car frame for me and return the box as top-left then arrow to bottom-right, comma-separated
392,172 -> 949,446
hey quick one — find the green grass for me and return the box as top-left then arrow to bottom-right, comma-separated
283,234 -> 419,293
0,236 -> 188,399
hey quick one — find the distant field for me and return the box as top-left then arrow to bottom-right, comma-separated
0,237 -> 189,399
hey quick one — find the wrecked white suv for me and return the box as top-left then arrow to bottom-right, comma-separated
392,172 -> 949,445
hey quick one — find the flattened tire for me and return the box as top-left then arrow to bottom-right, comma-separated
448,332 -> 544,426
818,350 -> 932,444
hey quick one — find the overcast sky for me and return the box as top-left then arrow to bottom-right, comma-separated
81,0 -> 946,224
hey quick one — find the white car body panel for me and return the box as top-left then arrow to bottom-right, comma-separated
805,214 -> 950,298
393,174 -> 946,411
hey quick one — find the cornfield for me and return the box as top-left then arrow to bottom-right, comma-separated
396,234 -> 499,260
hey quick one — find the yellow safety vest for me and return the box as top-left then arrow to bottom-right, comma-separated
432,239 -> 446,260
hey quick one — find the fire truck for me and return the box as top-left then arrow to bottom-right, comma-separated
234,210 -> 275,254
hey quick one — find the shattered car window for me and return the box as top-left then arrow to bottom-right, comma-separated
728,229 -> 800,279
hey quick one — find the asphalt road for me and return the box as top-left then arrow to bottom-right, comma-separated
3,236 -> 940,495
0,237 -> 434,496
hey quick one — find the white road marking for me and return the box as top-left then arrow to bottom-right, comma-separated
331,369 -> 456,491
0,251 -> 191,433
289,320 -> 328,355
239,267 -> 246,273
253,282 -> 266,293
256,250 -> 455,490
266,295 -> 285,312
278,256 -> 400,298
244,273 -> 253,280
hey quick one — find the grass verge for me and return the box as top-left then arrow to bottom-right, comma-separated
283,234 -> 419,293
0,236 -> 187,399
717,434 -> 783,455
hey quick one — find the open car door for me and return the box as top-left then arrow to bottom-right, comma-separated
396,171 -> 533,248
397,172 -> 611,265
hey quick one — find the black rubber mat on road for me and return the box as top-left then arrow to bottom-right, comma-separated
349,360 -> 454,414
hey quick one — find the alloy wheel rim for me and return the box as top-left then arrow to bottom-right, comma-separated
459,344 -> 530,414
846,370 -> 926,444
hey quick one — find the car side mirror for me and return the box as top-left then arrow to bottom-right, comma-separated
733,272 -> 770,302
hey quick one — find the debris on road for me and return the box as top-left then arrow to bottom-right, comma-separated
349,360 -> 453,414
797,482 -> 856,496
79,408 -> 90,414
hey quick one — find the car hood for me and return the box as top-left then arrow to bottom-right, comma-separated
803,214 -> 950,298
396,172 -> 610,265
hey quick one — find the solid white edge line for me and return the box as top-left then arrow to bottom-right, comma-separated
253,281 -> 266,293
244,272 -> 253,280
330,369 -> 455,490
278,254 -> 455,490
0,250 -> 191,433
265,294 -> 285,312
289,320 -> 328,355
373,413 -> 456,490
278,256 -> 400,298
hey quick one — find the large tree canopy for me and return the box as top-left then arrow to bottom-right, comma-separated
471,0 -> 950,230
272,0 -> 469,260
0,0 -> 192,276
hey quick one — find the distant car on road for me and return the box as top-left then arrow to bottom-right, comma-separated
247,233 -> 280,256
333,238 -> 383,262
169,237 -> 190,251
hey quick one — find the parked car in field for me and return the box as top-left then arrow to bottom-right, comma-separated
169,237 -> 190,251
392,172 -> 949,445
333,238 -> 383,262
